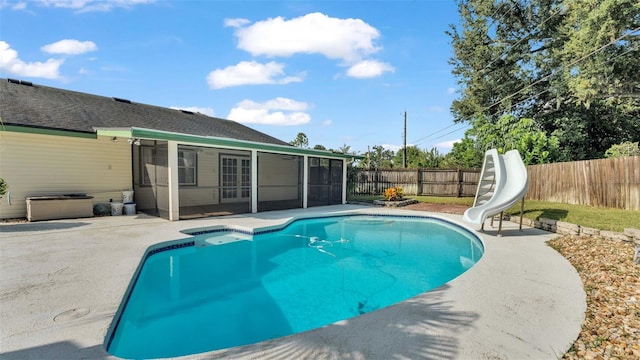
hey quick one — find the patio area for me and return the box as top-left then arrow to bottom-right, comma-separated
0,204 -> 585,359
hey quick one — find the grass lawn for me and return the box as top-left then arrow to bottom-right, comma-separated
348,195 -> 640,232
504,200 -> 640,232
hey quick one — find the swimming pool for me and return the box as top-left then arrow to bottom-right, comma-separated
106,214 -> 483,358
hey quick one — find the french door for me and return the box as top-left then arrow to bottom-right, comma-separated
220,155 -> 251,203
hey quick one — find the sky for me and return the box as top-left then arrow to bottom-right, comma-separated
0,0 -> 470,155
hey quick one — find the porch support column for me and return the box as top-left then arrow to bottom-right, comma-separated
167,141 -> 180,221
342,158 -> 348,204
302,155 -> 309,208
251,150 -> 258,213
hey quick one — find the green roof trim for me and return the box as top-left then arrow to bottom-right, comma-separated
0,124 -> 97,139
96,127 -> 364,160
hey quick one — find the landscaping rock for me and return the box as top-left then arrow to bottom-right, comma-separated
600,230 -> 631,242
624,228 -> 640,242
372,198 -> 419,207
539,217 -> 557,232
581,227 -> 601,237
557,221 -> 581,235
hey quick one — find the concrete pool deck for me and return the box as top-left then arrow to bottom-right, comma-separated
0,204 -> 586,359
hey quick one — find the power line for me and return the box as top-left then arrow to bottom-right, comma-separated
482,26 -> 640,114
409,3 -> 562,146
407,14 -> 638,150
483,44 -> 640,120
480,5 -> 564,73
428,123 -> 471,142
410,122 -> 460,144
409,39 -> 638,149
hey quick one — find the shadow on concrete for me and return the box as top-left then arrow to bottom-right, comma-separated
212,284 -> 479,360
480,225 -> 552,238
0,222 -> 90,233
0,342 -> 109,360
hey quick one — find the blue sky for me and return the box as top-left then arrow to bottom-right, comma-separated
0,0 -> 469,154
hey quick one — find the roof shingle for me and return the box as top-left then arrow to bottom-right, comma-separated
0,79 -> 291,146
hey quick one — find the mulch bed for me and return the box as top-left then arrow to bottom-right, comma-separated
548,236 -> 640,359
402,202 -> 470,215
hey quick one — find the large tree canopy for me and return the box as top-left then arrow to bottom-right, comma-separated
448,0 -> 640,161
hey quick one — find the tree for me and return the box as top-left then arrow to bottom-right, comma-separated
424,147 -> 445,168
335,144 -> 353,154
393,146 -> 429,168
447,0 -> 640,160
441,137 -> 483,169
605,141 -> 640,158
289,132 -> 309,148
443,115 -> 560,166
362,145 -> 395,168
313,144 -> 327,151
472,115 -> 560,164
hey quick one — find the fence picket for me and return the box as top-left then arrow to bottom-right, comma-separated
350,156 -> 639,210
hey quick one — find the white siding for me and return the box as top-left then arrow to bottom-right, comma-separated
178,148 -> 250,206
179,148 -> 219,206
0,132 -> 132,219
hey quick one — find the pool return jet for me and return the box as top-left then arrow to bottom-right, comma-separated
463,149 -> 528,236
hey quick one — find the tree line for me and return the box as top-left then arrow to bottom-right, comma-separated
446,0 -> 639,165
288,0 -> 639,169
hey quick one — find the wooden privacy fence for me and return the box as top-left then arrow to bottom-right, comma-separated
351,168 -> 481,197
526,156 -> 640,210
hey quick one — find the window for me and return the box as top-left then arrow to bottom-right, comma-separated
139,146 -> 197,186
178,149 -> 197,185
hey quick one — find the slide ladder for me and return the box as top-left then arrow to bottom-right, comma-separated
463,149 -> 528,235
474,150 -> 499,207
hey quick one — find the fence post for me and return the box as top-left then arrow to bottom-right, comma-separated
457,169 -> 463,197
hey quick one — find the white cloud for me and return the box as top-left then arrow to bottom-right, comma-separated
436,139 -> 461,149
0,41 -> 64,79
232,12 -> 381,64
41,39 -> 97,55
227,97 -> 311,126
447,87 -> 456,94
322,119 -> 333,126
346,60 -> 394,78
224,17 -> 250,28
6,2 -> 27,10
381,144 -> 402,152
35,0 -> 155,12
206,60 -> 304,89
170,106 -> 215,117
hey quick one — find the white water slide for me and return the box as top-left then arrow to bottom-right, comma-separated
463,149 -> 529,229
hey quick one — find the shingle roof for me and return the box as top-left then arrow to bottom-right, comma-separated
0,78 -> 291,146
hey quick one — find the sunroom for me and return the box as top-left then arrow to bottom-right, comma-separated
95,127 -> 359,221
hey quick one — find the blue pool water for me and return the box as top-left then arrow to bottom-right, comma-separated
106,215 -> 483,358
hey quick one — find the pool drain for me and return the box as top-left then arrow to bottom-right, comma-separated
53,308 -> 90,322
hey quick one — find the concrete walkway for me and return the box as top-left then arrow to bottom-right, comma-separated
0,205 -> 585,359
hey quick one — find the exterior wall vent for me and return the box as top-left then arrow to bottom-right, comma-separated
181,110 -> 195,115
7,78 -> 20,84
113,97 -> 131,104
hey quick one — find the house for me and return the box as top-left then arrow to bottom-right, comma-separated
0,78 -> 360,221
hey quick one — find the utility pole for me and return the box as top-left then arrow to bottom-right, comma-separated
403,111 -> 407,168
